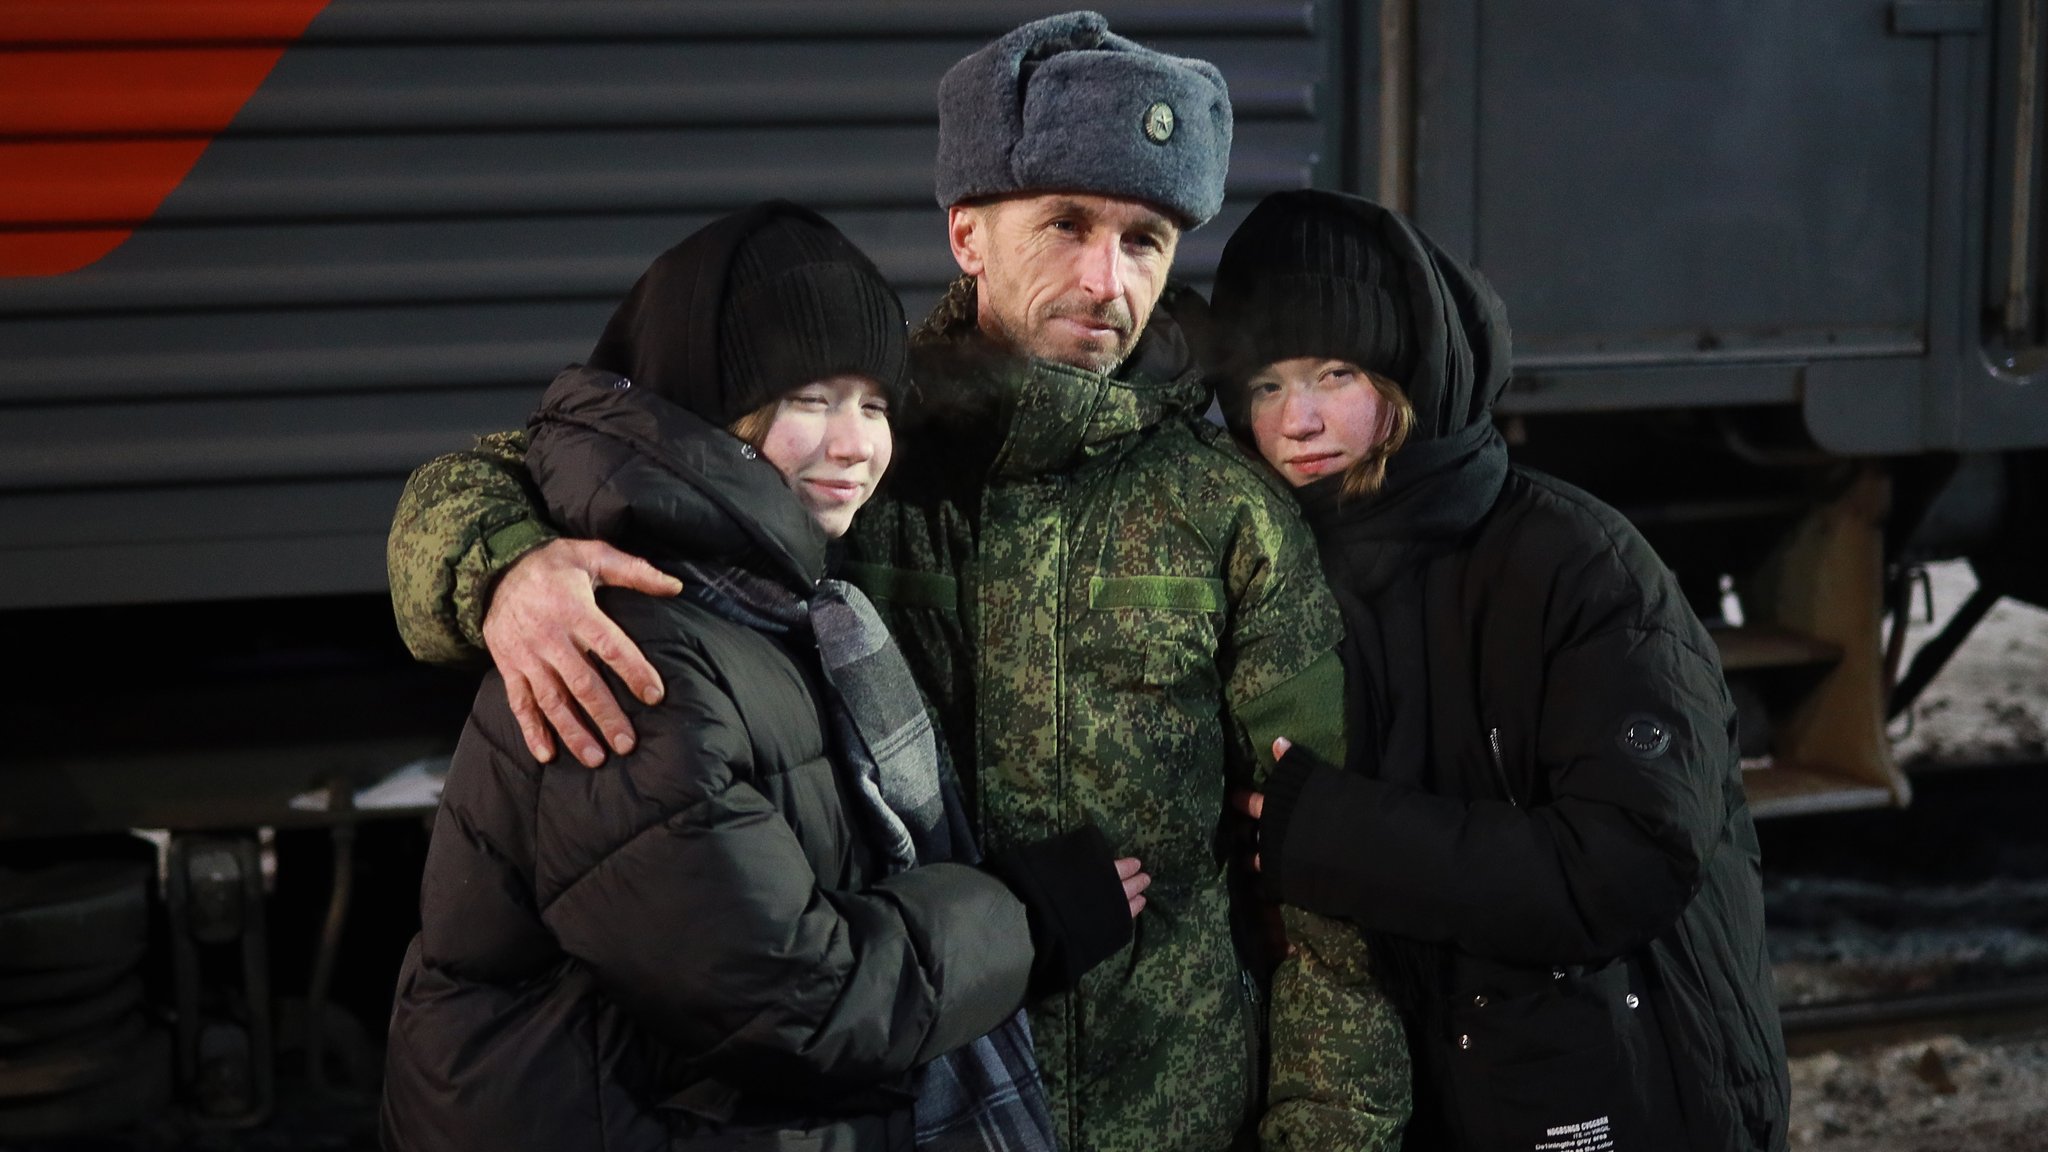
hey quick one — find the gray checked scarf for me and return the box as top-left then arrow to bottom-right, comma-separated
677,561 -> 1057,1152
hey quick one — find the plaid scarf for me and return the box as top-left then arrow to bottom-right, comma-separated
678,562 -> 1056,1152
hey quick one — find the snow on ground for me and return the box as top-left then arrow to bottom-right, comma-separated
1891,560 -> 2048,768
1789,1035 -> 2048,1152
1771,867 -> 2048,1152
1768,574 -> 2048,1149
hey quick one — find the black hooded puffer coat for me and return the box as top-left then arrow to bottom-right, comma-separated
1228,192 -> 1792,1152
379,369 -> 1041,1152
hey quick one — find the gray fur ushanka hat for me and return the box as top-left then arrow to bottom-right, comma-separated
934,10 -> 1233,227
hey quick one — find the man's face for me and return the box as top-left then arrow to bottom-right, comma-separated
947,193 -> 1181,374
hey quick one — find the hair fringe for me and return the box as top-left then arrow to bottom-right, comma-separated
728,402 -> 777,449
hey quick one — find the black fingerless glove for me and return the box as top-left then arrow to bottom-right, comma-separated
985,824 -> 1132,998
1259,742 -> 1337,903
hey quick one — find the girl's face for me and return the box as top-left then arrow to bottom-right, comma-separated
1245,357 -> 1394,488
759,374 -> 894,537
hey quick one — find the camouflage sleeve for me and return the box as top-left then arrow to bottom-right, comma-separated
1212,456 -> 1410,1150
1260,908 -> 1411,1151
1215,458 -> 1345,773
387,428 -> 555,664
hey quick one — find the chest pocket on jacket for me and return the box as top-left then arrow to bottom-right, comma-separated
1087,576 -> 1224,703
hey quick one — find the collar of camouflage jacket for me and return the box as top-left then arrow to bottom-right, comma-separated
907,279 -> 1211,480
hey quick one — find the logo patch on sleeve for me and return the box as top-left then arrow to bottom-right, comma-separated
1616,714 -> 1672,760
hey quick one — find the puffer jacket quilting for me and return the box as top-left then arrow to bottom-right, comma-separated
381,368 -> 1036,1152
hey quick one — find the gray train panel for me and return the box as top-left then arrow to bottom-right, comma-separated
1463,1 -> 1934,360
0,0 -> 1330,609
1409,0 -> 2048,451
0,482 -> 401,607
9,0 -> 2045,612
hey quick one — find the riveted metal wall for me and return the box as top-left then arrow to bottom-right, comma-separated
0,0 -> 1335,610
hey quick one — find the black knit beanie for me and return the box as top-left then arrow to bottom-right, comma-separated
1208,192 -> 1416,427
589,201 -> 908,428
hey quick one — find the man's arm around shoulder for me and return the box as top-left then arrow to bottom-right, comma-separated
389,429 -> 555,663
388,429 -> 680,767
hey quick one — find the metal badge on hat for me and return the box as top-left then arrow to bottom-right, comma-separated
1143,101 -> 1175,143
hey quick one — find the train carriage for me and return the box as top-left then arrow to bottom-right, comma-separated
2,0 -> 2046,1131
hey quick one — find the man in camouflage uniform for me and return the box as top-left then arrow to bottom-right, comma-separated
387,13 -> 1406,1152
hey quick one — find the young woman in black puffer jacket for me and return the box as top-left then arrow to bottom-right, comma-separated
381,203 -> 1142,1152
1213,190 -> 1791,1152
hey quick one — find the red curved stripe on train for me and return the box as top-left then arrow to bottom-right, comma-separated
0,1 -> 332,277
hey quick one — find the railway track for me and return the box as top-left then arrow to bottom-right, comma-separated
1760,760 -> 2048,1062
1781,974 -> 2048,1056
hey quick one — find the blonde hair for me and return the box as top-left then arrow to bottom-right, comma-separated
1338,373 -> 1415,499
728,401 -> 778,449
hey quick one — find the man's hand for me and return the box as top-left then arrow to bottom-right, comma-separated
1116,856 -> 1152,918
481,538 -> 683,767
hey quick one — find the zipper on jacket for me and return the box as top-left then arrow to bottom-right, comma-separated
1237,967 -> 1265,1123
1488,727 -> 1518,807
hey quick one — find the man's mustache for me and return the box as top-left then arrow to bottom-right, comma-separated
1043,299 -> 1133,336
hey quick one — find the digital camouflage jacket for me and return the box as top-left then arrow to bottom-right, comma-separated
385,284 -> 1409,1152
